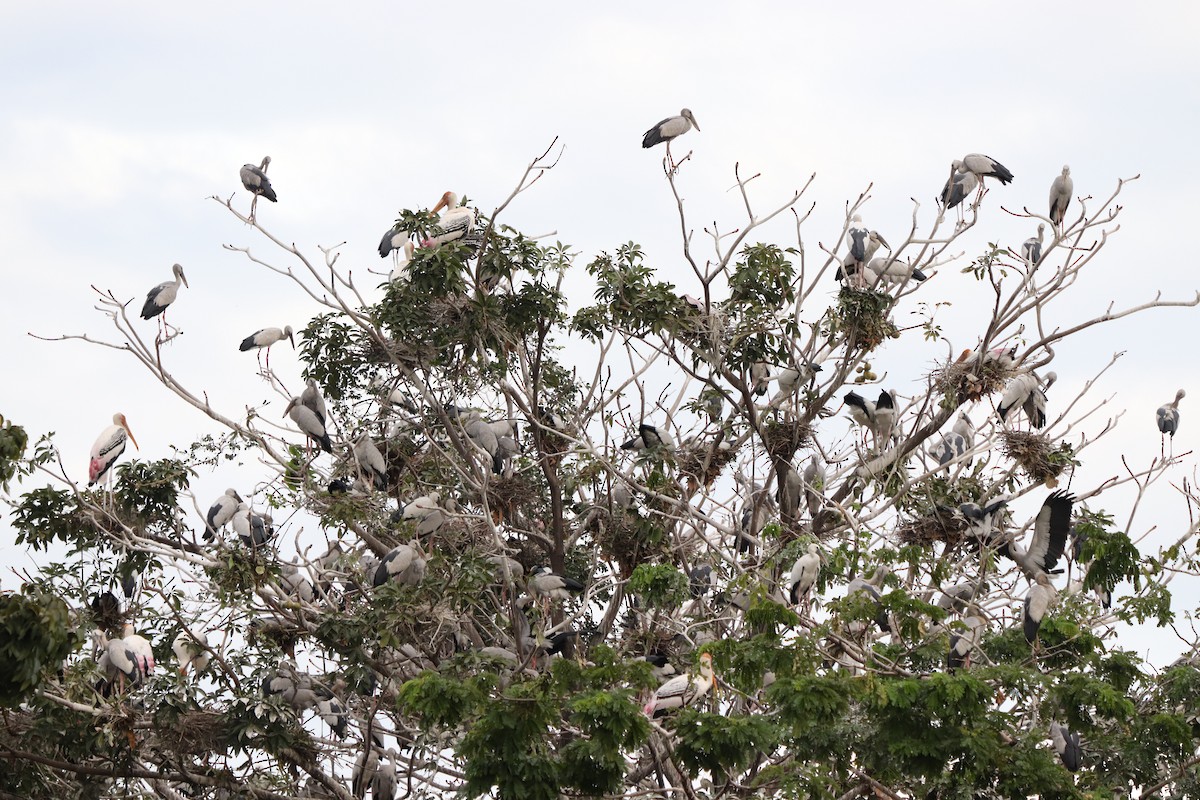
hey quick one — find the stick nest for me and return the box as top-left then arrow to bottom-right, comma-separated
763,419 -> 814,462
896,509 -> 968,548
1000,431 -> 1073,485
935,359 -> 1018,405
677,440 -> 738,490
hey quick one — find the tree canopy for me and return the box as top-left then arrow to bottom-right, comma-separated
3,140 -> 1200,800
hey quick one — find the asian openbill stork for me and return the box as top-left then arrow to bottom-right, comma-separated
643,651 -> 713,717
1157,389 -> 1185,453
240,156 -> 277,223
1049,165 -> 1073,233
140,263 -> 188,340
240,325 -> 295,370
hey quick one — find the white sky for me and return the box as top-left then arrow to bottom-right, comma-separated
2,2 -> 1198,663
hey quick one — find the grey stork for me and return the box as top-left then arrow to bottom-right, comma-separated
939,159 -> 979,213
620,422 -> 674,451
203,488 -> 242,541
1049,165 -> 1073,232
1021,223 -> 1046,266
172,628 -> 210,676
373,541 -> 427,587
643,651 -> 713,717
786,543 -> 821,609
1023,572 -> 1057,643
1157,389 -> 1185,451
960,153 -> 1014,186
140,263 -> 188,340
642,108 -> 700,149
240,156 -> 277,223
285,395 -> 333,455
929,412 -> 975,467
1050,722 -> 1082,771
997,371 -> 1056,429
240,325 -> 295,370
946,607 -> 985,671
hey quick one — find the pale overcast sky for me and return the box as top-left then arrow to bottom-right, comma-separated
2,2 -> 1198,661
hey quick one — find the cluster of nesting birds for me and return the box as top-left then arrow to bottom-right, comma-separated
74,112 -> 1189,789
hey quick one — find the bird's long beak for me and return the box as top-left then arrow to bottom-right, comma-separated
692,119 -> 701,131
287,332 -> 296,349
180,270 -> 190,289
876,234 -> 892,250
122,419 -> 140,450
431,192 -> 451,214
283,398 -> 298,418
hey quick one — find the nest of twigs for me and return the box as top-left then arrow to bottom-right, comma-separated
896,509 -> 968,548
593,508 -> 673,580
935,357 -> 1018,405
480,475 -> 539,525
1000,430 -> 1069,485
762,419 -> 814,462
677,440 -> 738,491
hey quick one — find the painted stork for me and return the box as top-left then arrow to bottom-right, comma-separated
95,630 -> 141,695
620,422 -> 674,451
1050,722 -> 1082,771
422,191 -> 476,248
240,325 -> 295,369
172,628 -> 210,676
1023,573 -> 1057,643
120,623 -> 155,676
88,413 -> 138,488
960,153 -> 1014,186
240,156 -> 277,223
285,395 -> 333,454
1021,223 -> 1046,265
997,371 -> 1056,429
202,488 -> 243,541
642,108 -> 700,149
1157,389 -> 1185,448
1049,165 -> 1073,232
140,263 -> 188,339
385,239 -> 415,283
643,651 -> 713,717
786,543 -> 821,608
